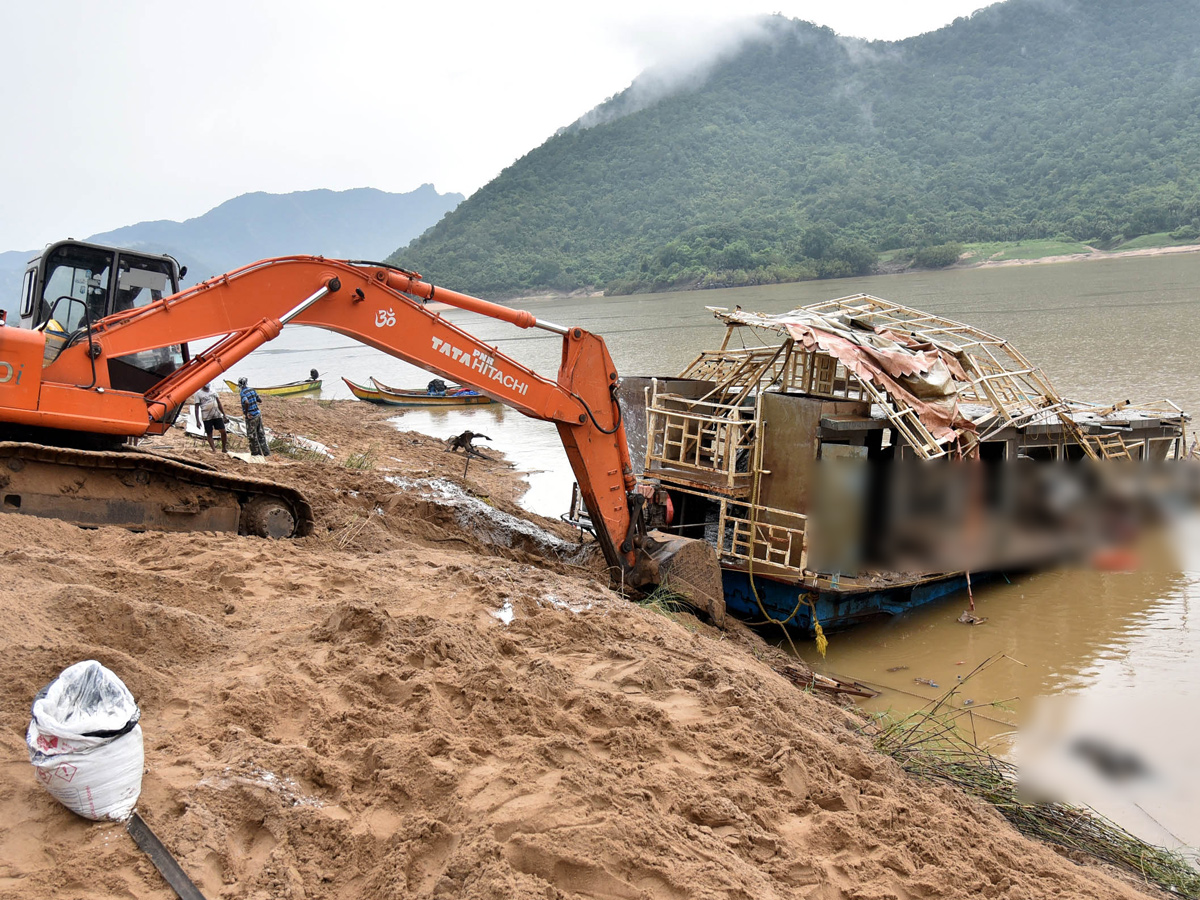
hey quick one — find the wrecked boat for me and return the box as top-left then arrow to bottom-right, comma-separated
605,294 -> 1192,632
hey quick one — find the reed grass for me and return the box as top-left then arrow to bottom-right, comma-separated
637,584 -> 697,627
267,435 -> 329,462
343,449 -> 376,470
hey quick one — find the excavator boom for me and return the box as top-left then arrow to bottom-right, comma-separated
0,251 -> 724,617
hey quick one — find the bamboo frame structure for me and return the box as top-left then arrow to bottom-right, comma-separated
641,294 -> 1189,571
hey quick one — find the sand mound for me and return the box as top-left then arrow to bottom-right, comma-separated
0,399 -> 1161,899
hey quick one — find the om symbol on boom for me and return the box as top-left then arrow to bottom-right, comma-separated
375,308 -> 397,328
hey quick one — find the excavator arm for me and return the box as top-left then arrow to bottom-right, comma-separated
5,256 -> 721,610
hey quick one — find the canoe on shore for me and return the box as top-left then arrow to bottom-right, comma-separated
224,378 -> 322,397
370,377 -> 494,406
342,377 -> 400,405
343,376 -> 494,407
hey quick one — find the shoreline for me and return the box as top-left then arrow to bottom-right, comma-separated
502,242 -> 1200,303
968,241 -> 1200,269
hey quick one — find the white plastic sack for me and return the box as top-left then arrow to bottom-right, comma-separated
26,660 -> 144,821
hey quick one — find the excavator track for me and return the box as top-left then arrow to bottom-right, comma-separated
0,442 -> 314,539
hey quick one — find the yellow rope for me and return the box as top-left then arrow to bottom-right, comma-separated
806,594 -> 828,658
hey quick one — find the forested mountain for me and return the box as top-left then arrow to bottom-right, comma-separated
1,186 -> 462,317
391,0 -> 1200,296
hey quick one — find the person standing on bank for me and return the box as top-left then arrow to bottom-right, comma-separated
193,383 -> 228,453
237,377 -> 271,457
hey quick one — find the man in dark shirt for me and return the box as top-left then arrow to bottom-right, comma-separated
237,377 -> 271,457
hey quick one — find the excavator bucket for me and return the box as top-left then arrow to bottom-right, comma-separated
644,531 -> 726,627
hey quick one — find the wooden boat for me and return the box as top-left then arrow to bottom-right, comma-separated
342,376 -> 494,407
623,294 -> 1190,634
224,378 -> 321,397
346,376 -> 489,407
343,376 -> 408,405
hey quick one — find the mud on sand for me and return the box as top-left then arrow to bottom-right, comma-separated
0,398 -> 1166,899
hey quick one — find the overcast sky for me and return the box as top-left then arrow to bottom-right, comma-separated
0,0 -> 991,252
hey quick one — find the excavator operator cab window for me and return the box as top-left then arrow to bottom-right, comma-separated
19,269 -> 36,320
28,241 -> 188,394
30,244 -> 181,332
35,245 -> 113,335
114,255 -> 173,313
108,254 -> 186,393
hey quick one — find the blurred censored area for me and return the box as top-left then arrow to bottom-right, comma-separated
1018,692 -> 1200,854
807,459 -> 1200,575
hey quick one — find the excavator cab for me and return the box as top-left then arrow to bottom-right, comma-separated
18,240 -> 189,393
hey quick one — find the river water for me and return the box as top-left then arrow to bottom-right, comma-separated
228,253 -> 1200,855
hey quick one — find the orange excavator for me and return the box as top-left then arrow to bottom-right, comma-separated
2,240 -> 723,618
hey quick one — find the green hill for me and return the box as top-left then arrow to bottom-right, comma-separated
390,0 -> 1200,297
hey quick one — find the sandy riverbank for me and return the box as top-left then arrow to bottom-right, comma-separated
511,243 -> 1200,301
0,398 -> 1170,899
971,242 -> 1200,269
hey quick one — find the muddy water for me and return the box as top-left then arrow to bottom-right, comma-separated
808,522 -> 1200,853
230,252 -> 1200,854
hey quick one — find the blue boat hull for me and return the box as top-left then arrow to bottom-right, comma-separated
722,569 -> 978,633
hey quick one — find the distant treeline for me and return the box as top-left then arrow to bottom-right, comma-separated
392,0 -> 1200,297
